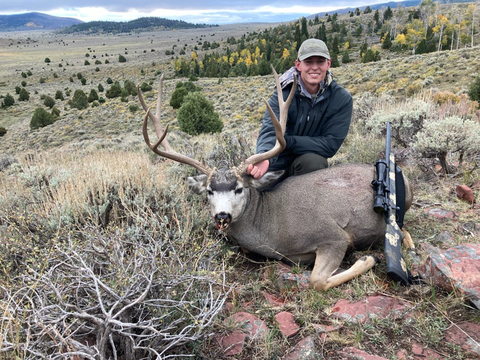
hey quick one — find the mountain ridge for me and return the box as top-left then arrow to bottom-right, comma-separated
0,12 -> 83,31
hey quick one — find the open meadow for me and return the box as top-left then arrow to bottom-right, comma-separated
0,20 -> 479,359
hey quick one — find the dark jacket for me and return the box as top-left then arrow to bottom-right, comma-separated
256,68 -> 353,171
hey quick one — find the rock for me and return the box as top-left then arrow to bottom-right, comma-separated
283,336 -> 319,360
456,185 -> 475,204
424,208 -> 456,221
433,230 -> 456,248
411,342 -> 444,359
444,321 -> 480,357
274,262 -> 311,289
216,312 -> 269,356
262,291 -> 285,307
418,243 -> 480,309
275,311 -> 300,337
331,295 -> 411,324
338,346 -> 389,360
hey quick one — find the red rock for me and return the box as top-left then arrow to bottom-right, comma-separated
444,322 -> 480,357
275,311 -> 300,337
338,346 -> 389,359
217,312 -> 269,356
424,208 -> 456,221
217,331 -> 247,356
418,244 -> 480,309
332,295 -> 411,323
456,185 -> 475,204
411,342 -> 444,359
262,291 -> 285,307
283,336 -> 318,360
275,262 -> 311,289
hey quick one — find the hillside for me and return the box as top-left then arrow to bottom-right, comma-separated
0,12 -> 83,31
0,3 -> 479,359
57,17 -> 217,34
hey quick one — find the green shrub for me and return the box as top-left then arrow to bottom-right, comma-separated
15,86 -> 21,94
77,73 -> 83,79
98,84 -> 104,92
129,104 -> 139,113
84,60 -> 90,66
51,106 -> 60,118
2,93 -> 15,108
55,90 -> 64,100
468,75 -> 480,104
18,88 -> 30,101
21,72 -> 27,78
170,87 -> 189,109
88,89 -> 99,103
124,80 -> 136,96
0,127 -> 6,137
119,55 -> 127,63
69,89 -> 88,110
106,82 -> 122,98
30,107 -> 55,130
140,82 -> 152,92
81,78 -> 87,85
95,60 -> 102,65
106,77 -> 113,84
21,80 -> 27,87
43,95 -> 55,109
177,92 -> 223,135
44,58 -> 51,63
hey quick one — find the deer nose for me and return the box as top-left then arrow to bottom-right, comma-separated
214,212 -> 231,230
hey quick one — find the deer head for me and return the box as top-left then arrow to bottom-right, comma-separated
138,67 -> 296,230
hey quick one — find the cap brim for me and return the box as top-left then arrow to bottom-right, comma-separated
298,52 -> 330,61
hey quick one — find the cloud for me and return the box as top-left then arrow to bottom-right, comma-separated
0,1 -> 403,25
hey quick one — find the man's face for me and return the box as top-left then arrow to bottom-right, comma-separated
295,56 -> 331,92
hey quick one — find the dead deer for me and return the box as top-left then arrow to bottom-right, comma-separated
137,70 -> 413,291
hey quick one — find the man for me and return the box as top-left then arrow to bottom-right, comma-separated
247,38 -> 353,180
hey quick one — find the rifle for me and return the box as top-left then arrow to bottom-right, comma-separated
372,122 -> 412,285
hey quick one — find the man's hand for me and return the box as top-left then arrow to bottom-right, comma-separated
246,159 -> 269,179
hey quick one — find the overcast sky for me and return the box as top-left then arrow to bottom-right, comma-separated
0,1 -> 403,24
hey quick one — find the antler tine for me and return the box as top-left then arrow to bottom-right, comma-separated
238,65 -> 297,174
139,76 -> 214,177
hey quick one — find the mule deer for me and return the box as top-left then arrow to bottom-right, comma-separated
137,70 -> 413,291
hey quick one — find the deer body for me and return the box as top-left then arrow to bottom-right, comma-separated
138,69 -> 414,291
228,164 -> 390,262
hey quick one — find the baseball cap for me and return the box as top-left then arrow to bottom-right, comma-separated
297,39 -> 330,61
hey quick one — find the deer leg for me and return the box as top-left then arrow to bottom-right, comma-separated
402,228 -> 414,249
310,247 -> 377,291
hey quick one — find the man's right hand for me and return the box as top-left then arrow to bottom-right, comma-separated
246,159 -> 269,179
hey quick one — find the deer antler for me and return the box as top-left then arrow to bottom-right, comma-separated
237,65 -> 297,174
138,74 -> 214,176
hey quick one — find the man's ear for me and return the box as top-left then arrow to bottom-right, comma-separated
247,170 -> 285,191
187,174 -> 208,194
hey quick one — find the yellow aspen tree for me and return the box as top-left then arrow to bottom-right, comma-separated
282,48 -> 290,60
433,14 -> 449,51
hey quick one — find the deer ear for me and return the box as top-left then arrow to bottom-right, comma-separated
187,174 -> 208,194
248,170 -> 285,191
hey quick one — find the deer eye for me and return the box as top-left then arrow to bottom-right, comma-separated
235,188 -> 243,195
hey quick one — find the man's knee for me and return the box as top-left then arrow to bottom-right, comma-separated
289,153 -> 328,176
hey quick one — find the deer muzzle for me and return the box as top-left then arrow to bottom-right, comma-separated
214,212 -> 232,230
